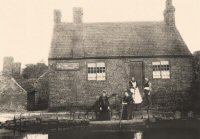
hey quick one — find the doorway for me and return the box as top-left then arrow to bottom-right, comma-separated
130,61 -> 144,94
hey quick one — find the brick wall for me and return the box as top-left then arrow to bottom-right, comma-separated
48,57 -> 193,110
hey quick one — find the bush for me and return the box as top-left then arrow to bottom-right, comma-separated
151,91 -> 191,112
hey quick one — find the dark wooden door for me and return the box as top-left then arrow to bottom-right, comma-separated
27,91 -> 35,111
130,61 -> 144,94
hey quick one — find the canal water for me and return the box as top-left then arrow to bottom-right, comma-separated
0,128 -> 199,139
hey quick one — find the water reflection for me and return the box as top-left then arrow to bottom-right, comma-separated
0,128 -> 199,139
133,131 -> 143,139
0,129 -> 48,139
0,129 -> 141,139
22,134 -> 48,139
49,130 -> 143,139
0,134 -> 48,139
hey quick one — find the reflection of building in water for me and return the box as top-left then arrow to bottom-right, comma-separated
134,131 -> 143,139
22,134 -> 48,139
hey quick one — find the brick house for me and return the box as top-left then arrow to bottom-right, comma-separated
47,0 -> 193,110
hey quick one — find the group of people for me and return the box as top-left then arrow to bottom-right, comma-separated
122,77 -> 152,120
97,77 -> 152,121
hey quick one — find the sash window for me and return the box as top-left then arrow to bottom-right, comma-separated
152,61 -> 170,79
88,62 -> 106,81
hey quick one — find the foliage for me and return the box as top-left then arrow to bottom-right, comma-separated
189,53 -> 200,113
22,63 -> 48,79
151,91 -> 191,112
19,63 -> 48,110
17,78 -> 36,92
193,52 -> 200,81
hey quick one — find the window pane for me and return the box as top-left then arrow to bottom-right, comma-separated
97,67 -> 100,73
164,65 -> 166,71
167,65 -> 170,70
91,67 -> 94,73
152,62 -> 160,65
153,71 -> 161,79
97,63 -> 105,67
161,61 -> 169,65
88,73 -> 97,80
153,66 -> 156,71
97,73 -> 106,81
161,71 -> 170,79
102,67 -> 105,72
94,67 -> 97,73
160,65 -> 169,71
153,65 -> 161,71
160,65 -> 164,71
88,63 -> 96,67
99,67 -> 102,73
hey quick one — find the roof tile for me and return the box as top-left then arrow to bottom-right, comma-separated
49,22 -> 191,59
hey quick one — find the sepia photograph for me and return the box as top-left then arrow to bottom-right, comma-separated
0,0 -> 200,138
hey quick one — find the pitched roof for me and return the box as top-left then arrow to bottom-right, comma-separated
0,75 -> 27,111
0,75 -> 26,94
49,21 -> 191,59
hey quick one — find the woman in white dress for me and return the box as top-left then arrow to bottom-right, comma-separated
129,77 -> 143,104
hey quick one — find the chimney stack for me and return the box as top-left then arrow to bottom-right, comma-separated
3,57 -> 14,77
73,7 -> 83,24
72,8 -> 84,58
12,62 -> 21,78
54,10 -> 61,24
164,0 -> 175,27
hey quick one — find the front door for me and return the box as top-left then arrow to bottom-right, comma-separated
130,61 -> 144,94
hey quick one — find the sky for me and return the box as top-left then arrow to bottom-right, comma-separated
0,0 -> 200,70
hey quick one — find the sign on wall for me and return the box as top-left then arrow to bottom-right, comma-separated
56,63 -> 79,70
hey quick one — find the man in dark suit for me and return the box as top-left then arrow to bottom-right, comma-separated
122,91 -> 133,120
144,78 -> 152,108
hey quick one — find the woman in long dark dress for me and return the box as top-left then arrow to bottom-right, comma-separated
98,91 -> 110,121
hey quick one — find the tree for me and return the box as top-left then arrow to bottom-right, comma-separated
22,63 -> 48,79
193,52 -> 200,81
190,51 -> 200,112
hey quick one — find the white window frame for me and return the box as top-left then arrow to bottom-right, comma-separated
152,61 -> 170,79
87,62 -> 106,81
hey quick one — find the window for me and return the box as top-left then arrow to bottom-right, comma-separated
88,62 -> 106,81
152,61 -> 170,79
